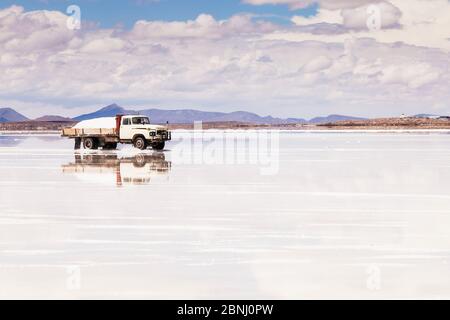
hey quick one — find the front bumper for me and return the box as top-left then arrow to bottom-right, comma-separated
149,130 -> 171,141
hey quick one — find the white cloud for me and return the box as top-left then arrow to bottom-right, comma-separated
302,55 -> 333,73
130,14 -> 276,39
291,9 -> 342,25
288,0 -> 450,51
379,63 -> 441,89
341,2 -> 401,29
244,0 -> 378,10
80,37 -> 126,53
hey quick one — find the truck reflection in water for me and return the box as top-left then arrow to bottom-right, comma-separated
62,152 -> 171,186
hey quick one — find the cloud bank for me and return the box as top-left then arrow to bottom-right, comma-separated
0,1 -> 449,118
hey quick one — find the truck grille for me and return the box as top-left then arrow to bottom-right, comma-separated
157,130 -> 169,140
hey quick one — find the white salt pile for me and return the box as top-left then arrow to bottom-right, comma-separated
73,117 -> 116,129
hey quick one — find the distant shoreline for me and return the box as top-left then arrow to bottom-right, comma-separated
2,117 -> 450,133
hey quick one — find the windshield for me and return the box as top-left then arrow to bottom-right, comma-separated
132,117 -> 150,125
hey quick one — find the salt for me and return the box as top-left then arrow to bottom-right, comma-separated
73,117 -> 116,129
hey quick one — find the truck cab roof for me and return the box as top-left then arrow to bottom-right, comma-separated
122,115 -> 146,118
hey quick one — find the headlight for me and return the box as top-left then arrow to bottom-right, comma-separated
149,131 -> 156,137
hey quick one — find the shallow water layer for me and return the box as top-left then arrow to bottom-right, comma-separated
1,132 -> 450,299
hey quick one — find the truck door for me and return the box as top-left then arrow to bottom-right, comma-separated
120,117 -> 133,140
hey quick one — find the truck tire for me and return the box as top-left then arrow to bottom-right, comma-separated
152,142 -> 165,151
133,136 -> 147,150
74,138 -> 81,150
83,137 -> 98,150
133,154 -> 146,167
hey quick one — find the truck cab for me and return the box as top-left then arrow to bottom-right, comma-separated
117,115 -> 171,150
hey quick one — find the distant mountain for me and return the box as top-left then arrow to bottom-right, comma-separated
71,104 -> 372,125
75,105 -> 306,124
139,108 -> 306,124
0,108 -> 29,122
413,114 -> 441,119
73,104 -> 137,121
309,114 -> 367,124
139,109 -> 224,124
34,115 -> 74,122
206,111 -> 306,124
10,104 -> 447,126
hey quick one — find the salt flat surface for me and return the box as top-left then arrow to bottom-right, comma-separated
1,132 -> 450,299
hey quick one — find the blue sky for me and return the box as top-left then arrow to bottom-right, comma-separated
1,0 -> 318,27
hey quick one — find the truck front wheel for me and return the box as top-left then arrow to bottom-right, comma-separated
152,142 -> 165,151
133,137 -> 147,150
83,137 -> 98,150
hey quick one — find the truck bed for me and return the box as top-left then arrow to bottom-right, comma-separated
61,128 -> 118,137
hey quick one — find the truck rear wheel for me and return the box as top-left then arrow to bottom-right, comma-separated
83,137 -> 98,150
74,138 -> 81,150
152,142 -> 165,151
133,137 -> 147,150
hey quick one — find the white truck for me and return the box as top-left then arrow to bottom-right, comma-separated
62,115 -> 171,150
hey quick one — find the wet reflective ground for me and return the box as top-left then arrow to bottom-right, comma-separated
1,132 -> 450,299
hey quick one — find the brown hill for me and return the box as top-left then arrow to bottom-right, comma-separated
0,120 -> 76,131
34,115 -> 74,122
